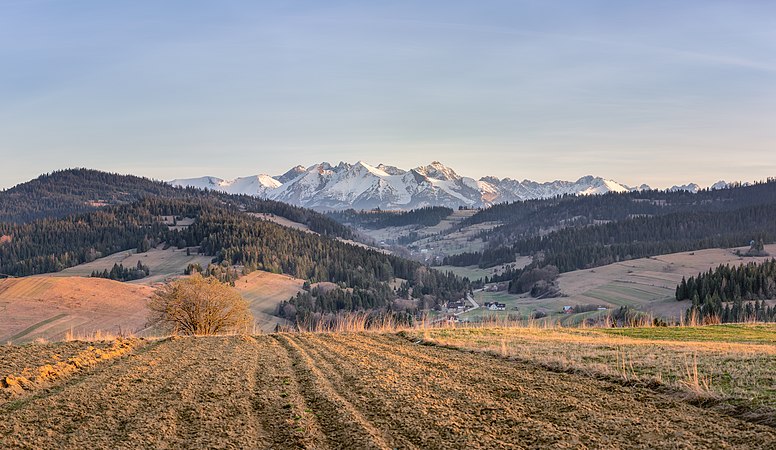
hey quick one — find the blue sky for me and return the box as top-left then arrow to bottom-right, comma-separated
1,0 -> 775,189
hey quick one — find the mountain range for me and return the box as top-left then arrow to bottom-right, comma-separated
169,161 -> 723,210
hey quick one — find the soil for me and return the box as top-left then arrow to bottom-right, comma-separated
1,333 -> 774,449
0,341 -> 111,377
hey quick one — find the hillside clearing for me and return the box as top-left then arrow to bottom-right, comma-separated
456,245 -> 776,324
48,246 -> 212,285
1,269 -> 305,341
1,332 -> 773,448
558,244 -> 776,320
0,277 -> 151,344
233,271 -> 303,332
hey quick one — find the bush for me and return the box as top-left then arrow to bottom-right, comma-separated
147,273 -> 252,335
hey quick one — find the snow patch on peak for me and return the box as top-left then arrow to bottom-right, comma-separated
376,164 -> 406,176
169,176 -> 225,190
711,180 -> 728,190
353,161 -> 390,177
669,183 -> 700,193
414,161 -> 460,181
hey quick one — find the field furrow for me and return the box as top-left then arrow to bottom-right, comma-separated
317,333 -> 775,449
0,337 -> 269,449
1,333 -> 774,449
250,335 -> 327,449
275,334 -> 393,449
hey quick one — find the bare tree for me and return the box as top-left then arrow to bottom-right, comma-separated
147,273 -> 252,335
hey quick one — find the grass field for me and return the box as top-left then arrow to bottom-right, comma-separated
1,268 -> 305,341
453,244 -> 776,325
435,255 -> 531,281
0,277 -> 152,344
234,271 -> 303,332
2,330 -> 774,448
558,244 -> 776,320
408,324 -> 776,418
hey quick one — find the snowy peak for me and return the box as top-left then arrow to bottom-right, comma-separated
276,165 -> 306,184
669,183 -> 701,193
169,176 -> 226,191
169,161 -> 713,210
376,164 -> 406,175
711,180 -> 728,190
413,161 -> 460,181
169,174 -> 279,197
576,177 -> 630,196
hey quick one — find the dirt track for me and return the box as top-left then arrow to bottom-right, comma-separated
2,334 -> 774,449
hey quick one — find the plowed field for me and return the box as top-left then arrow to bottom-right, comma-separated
2,334 -> 774,449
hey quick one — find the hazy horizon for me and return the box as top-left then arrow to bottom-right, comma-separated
2,1 -> 775,189
0,160 -> 756,192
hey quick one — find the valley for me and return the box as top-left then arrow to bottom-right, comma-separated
4,3 -> 774,448
452,245 -> 776,325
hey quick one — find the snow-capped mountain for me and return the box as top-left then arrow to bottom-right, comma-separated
711,180 -> 729,190
668,183 -> 701,193
169,161 -> 670,210
169,174 -> 280,197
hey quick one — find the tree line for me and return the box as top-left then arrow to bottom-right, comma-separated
91,261 -> 150,282
678,259 -> 776,323
442,203 -> 776,275
0,168 -> 353,239
458,178 -> 776,239
328,206 -> 453,229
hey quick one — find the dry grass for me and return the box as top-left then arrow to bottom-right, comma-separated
405,324 -> 776,415
0,277 -> 151,344
1,337 -> 141,402
557,244 -> 776,320
5,333 -> 774,448
48,245 -> 212,285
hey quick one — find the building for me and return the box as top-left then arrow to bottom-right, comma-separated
484,302 -> 506,311
446,300 -> 467,312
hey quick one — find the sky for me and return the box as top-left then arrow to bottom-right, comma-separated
1,0 -> 775,189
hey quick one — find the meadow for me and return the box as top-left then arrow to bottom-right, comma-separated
406,324 -> 776,423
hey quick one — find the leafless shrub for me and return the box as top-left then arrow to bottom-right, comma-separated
147,273 -> 252,335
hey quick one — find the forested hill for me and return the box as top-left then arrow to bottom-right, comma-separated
0,169 -> 184,223
0,197 -> 468,319
328,207 -> 453,229
458,179 -> 776,243
446,203 -> 776,272
0,169 -> 352,239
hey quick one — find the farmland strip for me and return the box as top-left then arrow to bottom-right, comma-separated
251,335 -> 327,449
0,336 -> 269,449
321,333 -> 776,449
275,334 -> 392,450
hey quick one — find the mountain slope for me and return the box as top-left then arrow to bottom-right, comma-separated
0,169 -> 353,239
168,174 -> 281,197
0,169 -> 185,223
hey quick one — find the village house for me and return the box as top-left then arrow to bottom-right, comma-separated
483,302 -> 506,311
446,299 -> 467,312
